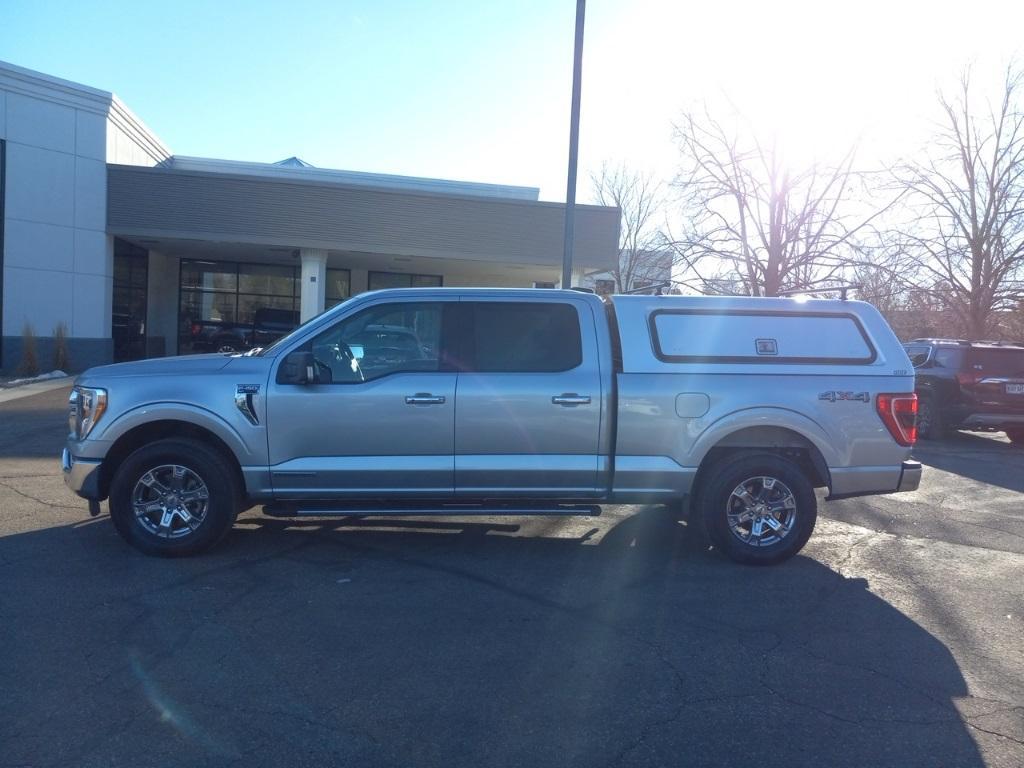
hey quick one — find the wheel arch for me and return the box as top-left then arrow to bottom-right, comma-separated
690,420 -> 833,501
98,419 -> 245,502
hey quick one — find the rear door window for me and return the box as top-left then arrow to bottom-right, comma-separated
468,302 -> 582,372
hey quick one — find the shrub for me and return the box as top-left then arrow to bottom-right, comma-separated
53,321 -> 71,373
17,324 -> 39,378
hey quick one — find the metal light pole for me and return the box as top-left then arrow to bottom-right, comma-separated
561,0 -> 586,289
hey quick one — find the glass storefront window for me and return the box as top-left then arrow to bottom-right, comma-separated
238,293 -> 295,325
411,274 -> 444,288
181,261 -> 237,293
180,290 -> 238,324
326,268 -> 351,309
368,271 -> 443,290
179,259 -> 300,355
238,263 -> 296,297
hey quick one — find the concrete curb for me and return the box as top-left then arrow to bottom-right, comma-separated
0,377 -> 74,404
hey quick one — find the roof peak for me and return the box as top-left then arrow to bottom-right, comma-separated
274,156 -> 314,168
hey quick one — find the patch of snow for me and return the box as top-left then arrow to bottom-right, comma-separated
3,370 -> 70,387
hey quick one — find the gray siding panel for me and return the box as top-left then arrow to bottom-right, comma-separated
107,165 -> 619,269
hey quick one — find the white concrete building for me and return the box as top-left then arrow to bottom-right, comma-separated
0,60 -> 618,371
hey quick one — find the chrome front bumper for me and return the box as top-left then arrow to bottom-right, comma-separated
897,460 -> 922,493
61,447 -> 102,499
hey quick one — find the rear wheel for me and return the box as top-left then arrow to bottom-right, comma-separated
697,453 -> 817,565
109,438 -> 240,557
916,396 -> 947,440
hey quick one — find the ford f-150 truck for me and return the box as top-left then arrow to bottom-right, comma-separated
62,288 -> 921,564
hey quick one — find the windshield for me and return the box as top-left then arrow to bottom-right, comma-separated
256,296 -> 356,356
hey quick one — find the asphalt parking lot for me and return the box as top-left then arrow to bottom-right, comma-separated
1,386 -> 1022,768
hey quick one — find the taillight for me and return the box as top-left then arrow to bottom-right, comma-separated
877,393 -> 918,446
190,323 -> 202,336
955,371 -> 979,387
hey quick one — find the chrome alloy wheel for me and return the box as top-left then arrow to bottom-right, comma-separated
726,476 -> 797,547
131,464 -> 210,539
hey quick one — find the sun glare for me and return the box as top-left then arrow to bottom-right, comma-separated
584,0 -> 1024,188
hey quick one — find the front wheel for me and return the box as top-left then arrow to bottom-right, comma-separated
697,453 -> 817,565
109,438 -> 240,557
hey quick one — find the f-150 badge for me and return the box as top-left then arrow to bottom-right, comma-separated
819,391 -> 869,403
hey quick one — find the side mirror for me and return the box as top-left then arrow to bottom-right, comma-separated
278,350 -> 316,384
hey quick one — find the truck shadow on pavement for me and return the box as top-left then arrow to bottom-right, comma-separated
913,431 -> 1024,493
0,504 -> 992,768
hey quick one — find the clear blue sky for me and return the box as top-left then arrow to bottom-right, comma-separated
1,0 -> 591,198
3,0 -> 1023,202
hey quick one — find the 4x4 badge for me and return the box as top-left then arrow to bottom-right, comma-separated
235,384 -> 261,425
819,391 -> 869,403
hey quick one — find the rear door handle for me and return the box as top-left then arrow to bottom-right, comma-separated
405,393 -> 446,405
552,393 -> 591,406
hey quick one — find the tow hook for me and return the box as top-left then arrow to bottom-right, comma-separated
88,499 -> 101,517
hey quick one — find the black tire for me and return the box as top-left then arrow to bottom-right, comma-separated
109,438 -> 240,557
1006,428 -> 1024,446
696,453 -> 817,566
916,396 -> 946,440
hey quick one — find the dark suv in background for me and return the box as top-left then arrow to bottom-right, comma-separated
183,308 -> 300,354
904,339 -> 1024,444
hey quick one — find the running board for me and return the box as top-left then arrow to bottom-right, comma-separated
262,501 -> 602,518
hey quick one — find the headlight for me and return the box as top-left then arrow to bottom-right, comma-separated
71,386 -> 107,439
67,388 -> 78,436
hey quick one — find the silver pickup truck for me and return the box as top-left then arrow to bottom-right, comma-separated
62,288 -> 921,564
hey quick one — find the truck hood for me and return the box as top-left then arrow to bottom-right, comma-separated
77,353 -> 235,382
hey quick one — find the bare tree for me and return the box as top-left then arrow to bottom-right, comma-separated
890,67 -> 1024,339
854,260 -> 956,340
667,109 -> 889,297
590,163 -> 666,292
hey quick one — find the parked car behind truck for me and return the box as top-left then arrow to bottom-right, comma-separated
63,289 -> 921,564
904,339 -> 1024,443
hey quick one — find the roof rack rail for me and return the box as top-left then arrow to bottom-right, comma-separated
621,280 -> 670,295
909,338 -> 1024,347
777,283 -> 862,301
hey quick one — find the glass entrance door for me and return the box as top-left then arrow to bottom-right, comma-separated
112,239 -> 149,362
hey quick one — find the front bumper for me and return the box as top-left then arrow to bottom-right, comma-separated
61,447 -> 103,500
897,460 -> 922,493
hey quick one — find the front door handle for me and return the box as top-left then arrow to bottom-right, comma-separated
552,393 -> 591,406
405,393 -> 446,405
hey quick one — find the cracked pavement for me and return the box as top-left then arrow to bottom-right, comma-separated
0,387 -> 1022,767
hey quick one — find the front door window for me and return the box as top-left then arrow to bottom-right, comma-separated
306,302 -> 443,384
